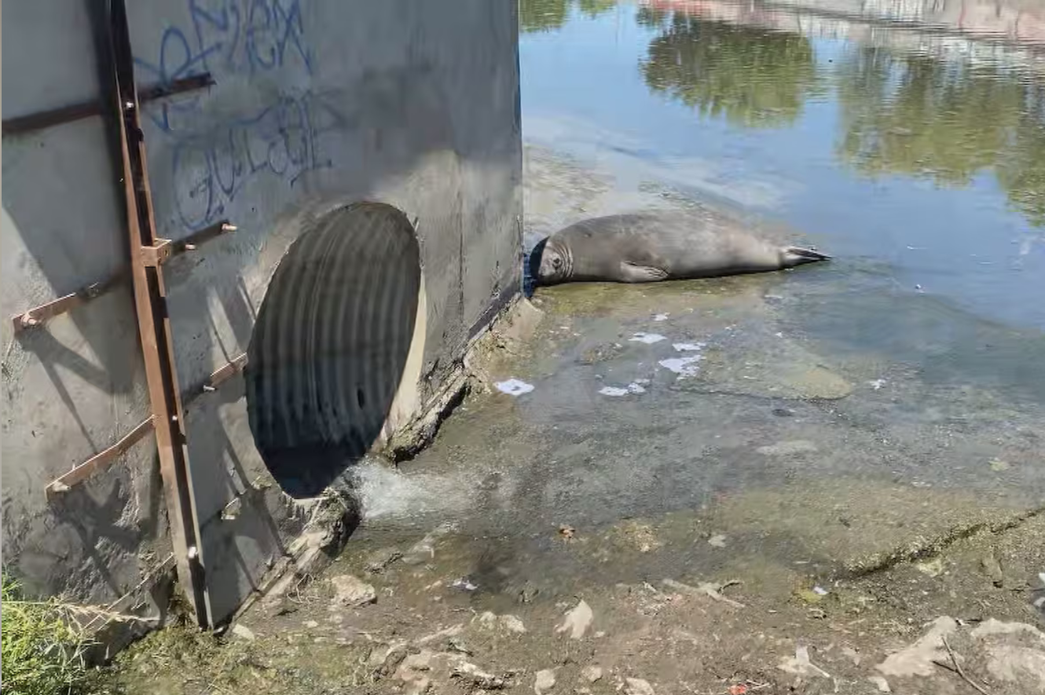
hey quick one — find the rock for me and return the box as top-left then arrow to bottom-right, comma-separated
396,650 -> 436,695
989,458 -> 1011,472
867,675 -> 891,692
365,547 -> 403,573
580,665 -> 603,683
969,618 -> 1045,691
876,616 -> 957,677
556,599 -> 594,640
778,645 -> 831,678
330,574 -> 377,607
448,637 -> 473,655
707,534 -> 728,548
451,661 -> 508,689
624,677 -> 655,695
265,598 -> 298,618
914,557 -> 944,578
534,668 -> 557,694
304,620 -> 319,629
502,614 -> 527,633
231,624 -> 256,641
373,643 -> 409,679
479,611 -> 527,634
981,552 -> 1005,588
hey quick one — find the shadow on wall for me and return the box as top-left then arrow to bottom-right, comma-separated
244,202 -> 421,498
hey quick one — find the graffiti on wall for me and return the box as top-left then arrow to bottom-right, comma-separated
171,90 -> 344,231
134,0 -> 341,230
135,0 -> 313,85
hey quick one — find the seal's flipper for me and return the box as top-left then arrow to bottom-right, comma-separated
619,261 -> 670,283
782,246 -> 831,268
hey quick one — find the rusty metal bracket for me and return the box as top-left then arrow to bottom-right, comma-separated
141,239 -> 173,266
2,73 -> 214,136
10,220 -> 235,334
45,417 -> 155,501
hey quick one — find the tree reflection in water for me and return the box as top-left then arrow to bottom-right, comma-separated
640,13 -> 822,128
518,0 -> 1045,229
836,48 -> 1045,226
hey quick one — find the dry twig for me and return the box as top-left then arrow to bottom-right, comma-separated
933,635 -> 992,695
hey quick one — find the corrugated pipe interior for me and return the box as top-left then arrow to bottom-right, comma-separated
245,202 -> 421,498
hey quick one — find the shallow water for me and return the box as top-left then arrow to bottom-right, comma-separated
341,0 -> 1045,605
520,0 -> 1045,334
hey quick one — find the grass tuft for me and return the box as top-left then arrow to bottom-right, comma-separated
2,573 -> 92,695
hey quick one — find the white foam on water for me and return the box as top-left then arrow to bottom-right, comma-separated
353,461 -> 470,520
672,342 -> 706,352
630,332 -> 666,344
633,378 -> 651,385
495,378 -> 534,396
600,381 -> 648,396
653,313 -> 669,322
659,355 -> 704,378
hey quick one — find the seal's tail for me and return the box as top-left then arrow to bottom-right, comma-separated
782,246 -> 831,267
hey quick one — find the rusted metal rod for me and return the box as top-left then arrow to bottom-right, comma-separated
43,349 -> 252,501
10,220 -> 235,334
2,73 -> 214,136
45,417 -> 155,501
183,353 -> 249,406
10,272 -> 128,333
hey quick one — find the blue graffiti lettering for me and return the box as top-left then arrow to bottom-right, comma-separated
171,91 -> 342,231
134,0 -> 314,131
188,0 -> 313,77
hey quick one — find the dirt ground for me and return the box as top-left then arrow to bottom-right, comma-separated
102,147 -> 1045,695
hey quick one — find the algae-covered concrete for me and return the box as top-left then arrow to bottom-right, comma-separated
2,0 -> 521,626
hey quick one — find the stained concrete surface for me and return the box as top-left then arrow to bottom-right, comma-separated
2,0 -> 522,627
108,145 -> 1045,695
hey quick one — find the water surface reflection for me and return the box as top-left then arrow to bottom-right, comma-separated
520,0 -> 1045,329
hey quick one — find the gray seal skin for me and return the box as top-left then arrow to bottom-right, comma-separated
531,211 -> 829,286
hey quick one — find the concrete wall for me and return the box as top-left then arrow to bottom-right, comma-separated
2,0 -> 522,626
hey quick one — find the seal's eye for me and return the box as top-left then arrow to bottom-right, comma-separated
552,256 -> 563,270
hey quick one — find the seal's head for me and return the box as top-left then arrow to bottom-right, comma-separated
530,236 -> 573,286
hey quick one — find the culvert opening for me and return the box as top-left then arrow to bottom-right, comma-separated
245,202 -> 422,498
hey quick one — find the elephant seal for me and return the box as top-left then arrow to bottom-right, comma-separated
530,211 -> 829,286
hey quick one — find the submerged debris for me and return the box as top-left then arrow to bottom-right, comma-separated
658,355 -> 703,377
630,332 -> 666,344
495,378 -> 535,396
